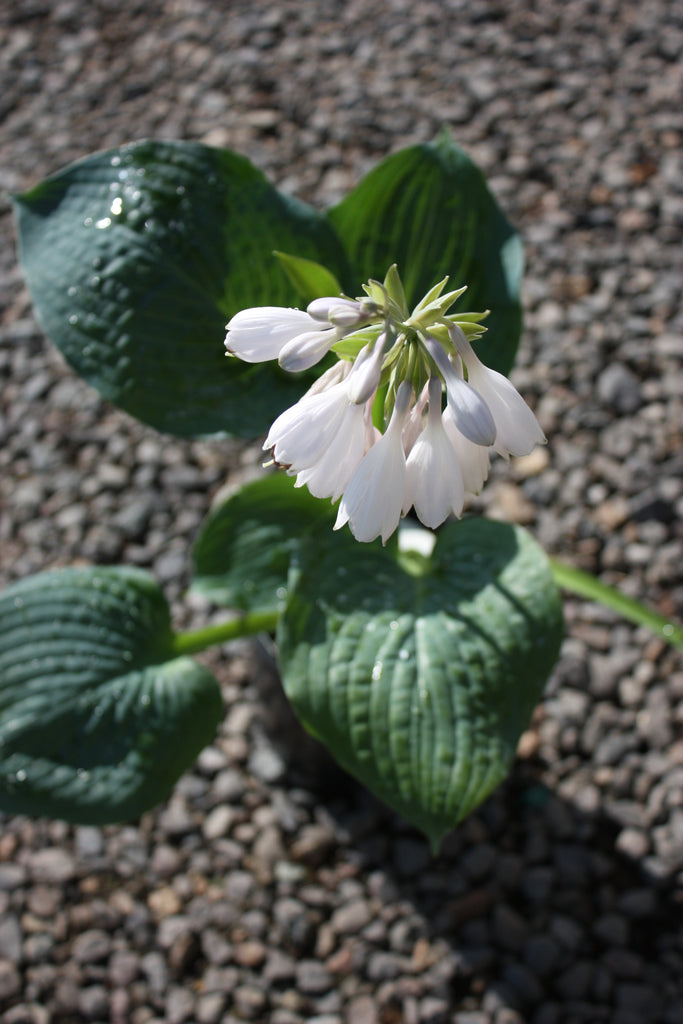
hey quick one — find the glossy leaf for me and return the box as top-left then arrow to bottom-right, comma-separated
0,567 -> 222,824
278,518 -> 562,849
328,133 -> 524,374
192,473 -> 337,614
15,137 -> 523,440
13,141 -> 352,438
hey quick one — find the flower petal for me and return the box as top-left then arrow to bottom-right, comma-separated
346,333 -> 387,404
307,297 -> 364,327
295,402 -> 367,501
264,382 -> 350,471
442,404 -> 490,494
449,324 -> 545,457
278,328 -> 338,372
421,333 -> 496,446
335,382 -> 412,544
404,378 -> 465,528
225,307 -> 323,363
467,363 -> 546,457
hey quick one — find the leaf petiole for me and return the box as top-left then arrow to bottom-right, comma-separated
550,558 -> 683,652
170,609 -> 279,657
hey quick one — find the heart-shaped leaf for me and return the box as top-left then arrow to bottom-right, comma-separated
14,137 -> 523,440
192,473 -> 338,614
0,567 -> 222,824
278,518 -> 562,849
328,132 -> 524,375
13,140 -> 352,438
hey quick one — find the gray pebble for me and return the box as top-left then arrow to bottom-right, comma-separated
0,864 -> 27,891
108,950 -> 140,987
2,1005 -> 50,1024
274,897 -> 316,953
0,958 -> 21,1000
71,929 -> 112,965
555,959 -> 594,1000
165,984 -> 196,1024
78,984 -> 110,1019
23,934 -> 55,965
196,991 -> 228,1024
296,959 -> 333,994
141,951 -> 169,996
419,995 -> 451,1023
597,363 -> 642,413
232,983 -> 268,1018
593,912 -> 630,946
615,981 -> 663,1019
523,934 -> 560,977
0,916 -> 22,964
492,904 -> 528,952
263,949 -> 297,984
366,951 -> 404,981
28,848 -> 76,884
330,898 -> 373,936
392,837 -> 432,877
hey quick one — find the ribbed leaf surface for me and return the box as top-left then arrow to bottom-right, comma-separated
328,134 -> 524,374
278,519 -> 562,848
0,567 -> 222,823
13,140 -> 352,438
193,473 -> 337,614
14,137 -> 523,439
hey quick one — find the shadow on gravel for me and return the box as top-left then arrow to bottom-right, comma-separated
251,638 -> 681,1023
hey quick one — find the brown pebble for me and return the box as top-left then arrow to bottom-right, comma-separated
234,939 -> 267,968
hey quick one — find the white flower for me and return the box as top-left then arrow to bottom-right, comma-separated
421,334 -> 496,446
225,307 -> 326,363
295,401 -> 367,500
307,297 -> 368,328
442,404 -> 490,495
449,325 -> 545,457
265,338 -> 386,501
278,329 -> 339,372
404,378 -> 465,528
225,296 -> 370,373
264,380 -> 351,473
335,381 -> 412,544
402,381 -> 429,454
225,268 -> 547,544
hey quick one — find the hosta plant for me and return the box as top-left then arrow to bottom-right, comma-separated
3,134 -> 679,850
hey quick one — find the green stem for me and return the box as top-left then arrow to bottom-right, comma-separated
550,558 -> 683,652
170,609 -> 279,658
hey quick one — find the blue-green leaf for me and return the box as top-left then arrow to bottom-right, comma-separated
13,141 -> 352,439
278,518 -> 562,849
0,567 -> 222,824
328,133 -> 524,374
192,473 -> 337,614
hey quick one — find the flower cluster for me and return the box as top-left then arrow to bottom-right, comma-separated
225,266 -> 545,543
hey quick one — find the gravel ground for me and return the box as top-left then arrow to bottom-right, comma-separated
1,1 -> 682,1022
